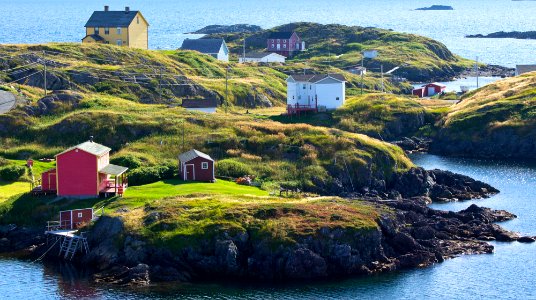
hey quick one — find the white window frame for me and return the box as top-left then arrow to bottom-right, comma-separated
117,27 -> 122,34
104,27 -> 109,35
94,27 -> 100,34
201,162 -> 209,170
78,212 -> 83,218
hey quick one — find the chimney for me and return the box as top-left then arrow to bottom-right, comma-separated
125,6 -> 130,13
90,136 -> 94,143
104,5 -> 109,11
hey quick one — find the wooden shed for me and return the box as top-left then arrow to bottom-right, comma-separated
59,208 -> 95,230
412,82 -> 447,98
178,149 -> 215,182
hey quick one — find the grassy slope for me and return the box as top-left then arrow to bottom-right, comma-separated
273,94 -> 436,140
208,22 -> 473,82
0,43 -> 288,106
0,159 -> 55,202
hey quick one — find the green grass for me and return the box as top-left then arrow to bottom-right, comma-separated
0,181 -> 30,202
122,179 -> 269,206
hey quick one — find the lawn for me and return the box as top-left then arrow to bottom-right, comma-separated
0,181 -> 30,202
123,179 -> 270,206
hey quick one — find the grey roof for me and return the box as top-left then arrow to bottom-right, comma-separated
288,74 -> 346,83
180,39 -> 226,54
179,149 -> 214,163
516,65 -> 536,75
268,32 -> 295,39
182,98 -> 218,108
99,164 -> 129,176
85,10 -> 140,27
83,34 -> 105,41
56,141 -> 111,157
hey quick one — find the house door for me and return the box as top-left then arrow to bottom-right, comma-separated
427,87 -> 436,96
277,44 -> 281,50
185,164 -> 195,181
48,173 -> 57,191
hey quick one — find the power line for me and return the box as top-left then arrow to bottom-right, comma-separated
2,70 -> 42,85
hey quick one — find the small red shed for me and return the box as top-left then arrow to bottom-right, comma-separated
41,168 -> 57,192
59,208 -> 94,229
178,149 -> 215,182
412,82 -> 447,98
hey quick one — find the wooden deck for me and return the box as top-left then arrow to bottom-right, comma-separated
287,103 -> 317,115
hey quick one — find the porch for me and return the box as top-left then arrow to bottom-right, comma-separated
287,103 -> 317,116
99,164 -> 129,197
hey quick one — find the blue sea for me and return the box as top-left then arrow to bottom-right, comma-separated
0,0 -> 536,67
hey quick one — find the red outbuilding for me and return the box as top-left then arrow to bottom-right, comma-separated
37,139 -> 128,198
412,82 -> 447,98
267,32 -> 305,57
59,208 -> 95,229
178,149 -> 215,182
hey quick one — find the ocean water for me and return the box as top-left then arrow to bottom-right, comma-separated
0,154 -> 535,299
0,0 -> 535,66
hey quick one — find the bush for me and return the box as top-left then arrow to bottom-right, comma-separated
111,154 -> 143,169
128,163 -> 176,186
0,165 -> 26,181
216,159 -> 253,178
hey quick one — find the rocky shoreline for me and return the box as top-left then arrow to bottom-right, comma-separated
0,168 -> 532,286
466,31 -> 536,40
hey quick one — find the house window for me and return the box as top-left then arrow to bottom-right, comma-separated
104,27 -> 109,35
137,17 -> 140,24
78,213 -> 83,218
271,44 -> 274,48
94,27 -> 100,34
336,97 -> 340,100
310,85 -> 312,90
283,44 -> 287,49
303,84 -> 306,89
117,27 -> 122,34
201,162 -> 209,170
116,39 -> 123,46
296,43 -> 300,49
277,39 -> 280,43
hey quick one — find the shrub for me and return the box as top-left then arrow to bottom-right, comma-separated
216,159 -> 253,178
128,163 -> 176,186
0,165 -> 26,181
111,154 -> 143,169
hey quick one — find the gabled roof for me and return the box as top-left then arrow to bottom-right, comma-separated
516,65 -> 536,74
99,164 -> 128,176
56,141 -> 111,157
288,74 -> 346,83
83,34 -> 105,41
244,52 -> 286,59
180,39 -> 226,54
179,149 -> 214,163
425,82 -> 447,88
268,32 -> 295,39
182,98 -> 218,108
85,10 -> 142,27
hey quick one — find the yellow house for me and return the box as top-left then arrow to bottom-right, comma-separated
82,6 -> 149,49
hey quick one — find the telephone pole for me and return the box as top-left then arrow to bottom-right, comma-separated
42,51 -> 47,97
225,66 -> 230,113
360,55 -> 364,95
381,64 -> 385,93
243,37 -> 246,63
475,56 -> 480,88
158,67 -> 163,102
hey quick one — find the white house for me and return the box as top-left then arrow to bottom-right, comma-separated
182,99 -> 218,113
180,38 -> 229,62
286,74 -> 346,113
239,52 -> 286,63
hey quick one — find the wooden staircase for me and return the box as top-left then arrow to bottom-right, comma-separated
58,233 -> 90,260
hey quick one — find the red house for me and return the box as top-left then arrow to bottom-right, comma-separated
267,32 -> 305,57
38,139 -> 128,198
412,82 -> 447,98
178,149 -> 215,182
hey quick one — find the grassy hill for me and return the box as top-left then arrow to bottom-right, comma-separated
272,94 -> 435,140
430,72 -> 536,158
206,22 -> 474,82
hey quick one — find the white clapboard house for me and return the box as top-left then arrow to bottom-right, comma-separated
180,38 -> 229,62
286,74 -> 346,114
239,52 -> 286,63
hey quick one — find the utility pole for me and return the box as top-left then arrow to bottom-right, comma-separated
42,50 -> 47,97
182,120 -> 185,152
475,56 -> 479,88
381,64 -> 384,93
243,37 -> 246,63
158,67 -> 163,102
225,66 -> 230,113
360,55 -> 364,95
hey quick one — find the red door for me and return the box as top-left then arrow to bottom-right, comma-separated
186,165 -> 195,181
48,172 -> 57,191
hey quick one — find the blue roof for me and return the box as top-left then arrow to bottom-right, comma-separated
85,10 -> 141,27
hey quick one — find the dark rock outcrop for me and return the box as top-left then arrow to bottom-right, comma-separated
189,24 -> 263,35
416,5 -> 454,10
392,137 -> 431,153
466,31 -> 536,40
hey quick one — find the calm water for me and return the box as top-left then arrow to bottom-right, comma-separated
1,0 -> 536,66
1,154 -> 536,299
